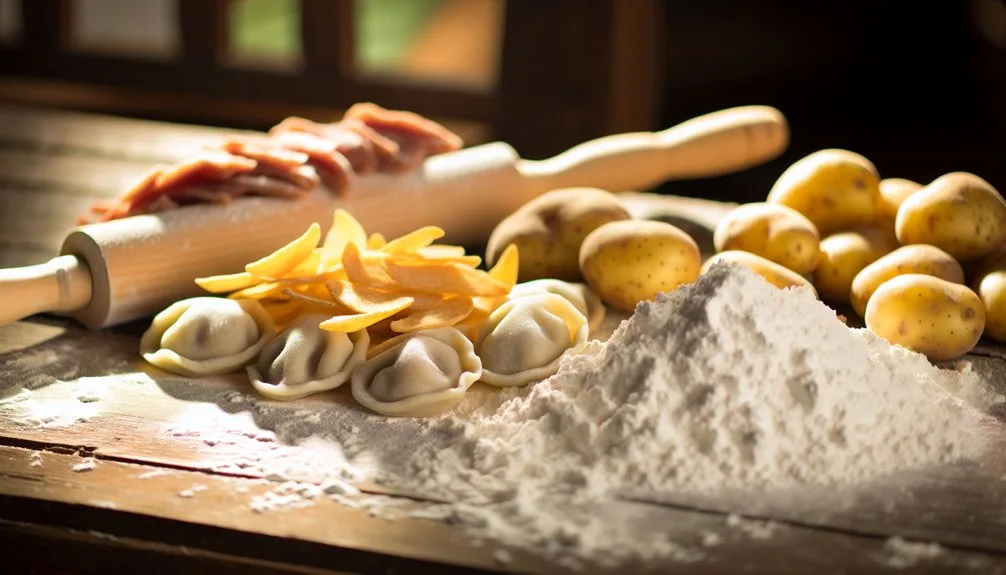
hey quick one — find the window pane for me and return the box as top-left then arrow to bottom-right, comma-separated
354,0 -> 504,89
228,0 -> 301,67
69,0 -> 179,58
0,0 -> 19,44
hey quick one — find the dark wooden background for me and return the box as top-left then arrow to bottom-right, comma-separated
0,0 -> 1003,203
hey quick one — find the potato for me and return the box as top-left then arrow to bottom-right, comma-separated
878,178 -> 923,219
713,202 -> 820,274
971,251 -> 1006,342
701,250 -> 817,297
486,187 -> 631,282
895,172 -> 1006,262
813,227 -> 898,303
578,220 -> 701,312
865,274 -> 984,361
849,244 -> 965,318
766,149 -> 881,235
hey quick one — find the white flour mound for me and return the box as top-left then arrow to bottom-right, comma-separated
367,264 -> 986,565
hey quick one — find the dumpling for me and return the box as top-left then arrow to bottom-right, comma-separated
351,327 -> 481,417
508,279 -> 606,333
248,314 -> 370,401
141,297 -> 275,376
475,293 -> 588,387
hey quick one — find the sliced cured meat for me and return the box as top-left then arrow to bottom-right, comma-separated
221,136 -> 310,168
343,102 -> 463,172
249,163 -> 320,190
227,174 -> 308,198
272,131 -> 353,195
78,103 -> 463,223
154,149 -> 257,191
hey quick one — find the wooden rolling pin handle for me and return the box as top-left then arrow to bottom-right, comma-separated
520,105 -> 789,193
0,255 -> 92,327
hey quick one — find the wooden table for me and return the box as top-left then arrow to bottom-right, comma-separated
1,104 -> 1006,574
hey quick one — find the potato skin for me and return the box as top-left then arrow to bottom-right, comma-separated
895,172 -> 1006,262
713,202 -> 820,274
766,149 -> 881,235
813,227 -> 898,304
701,250 -> 818,297
878,178 -> 923,219
850,244 -> 965,318
486,187 -> 631,282
865,274 -> 984,361
578,220 -> 701,312
972,251 -> 1006,342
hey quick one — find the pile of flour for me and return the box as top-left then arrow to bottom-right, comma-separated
347,263 -> 990,566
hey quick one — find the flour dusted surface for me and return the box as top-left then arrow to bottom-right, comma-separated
390,264 -> 982,503
359,264 -> 987,566
0,264 -> 994,569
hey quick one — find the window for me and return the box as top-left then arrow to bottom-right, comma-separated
69,0 -> 179,58
354,0 -> 504,89
228,0 -> 301,67
0,0 -> 20,44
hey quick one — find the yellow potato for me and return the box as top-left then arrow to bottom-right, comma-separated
578,220 -> 701,312
701,250 -> 817,297
878,178 -> 923,219
972,251 -> 1006,342
486,187 -> 631,282
896,172 -> 1006,262
766,149 -> 881,235
849,244 -> 964,318
865,274 -> 984,361
812,227 -> 898,304
713,202 -> 820,274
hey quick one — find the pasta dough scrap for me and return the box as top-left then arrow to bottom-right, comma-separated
508,279 -> 606,334
248,314 -> 370,401
351,327 -> 481,417
141,297 -> 275,376
475,293 -> 588,387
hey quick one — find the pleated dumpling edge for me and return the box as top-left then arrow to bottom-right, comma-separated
140,297 -> 276,377
351,327 -> 482,418
475,292 -> 589,388
248,313 -> 370,401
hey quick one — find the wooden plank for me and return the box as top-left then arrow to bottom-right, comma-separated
0,519 -> 345,575
0,244 -> 57,268
0,445 -> 547,574
0,187 -> 103,251
0,48 -> 497,122
3,316 -> 1006,559
0,149 -> 151,194
0,103 -> 234,163
2,444 -> 1004,575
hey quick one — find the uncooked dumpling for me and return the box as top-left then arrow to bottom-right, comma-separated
475,293 -> 588,387
351,327 -> 481,417
508,279 -> 606,333
141,297 -> 275,376
248,314 -> 370,401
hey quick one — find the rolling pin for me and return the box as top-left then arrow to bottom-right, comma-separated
0,105 -> 788,330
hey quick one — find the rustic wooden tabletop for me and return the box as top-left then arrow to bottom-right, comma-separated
1,104 -> 1005,575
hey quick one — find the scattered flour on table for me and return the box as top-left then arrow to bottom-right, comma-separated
2,265 -> 997,569
877,537 -> 945,569
237,265 -> 993,569
72,458 -> 97,472
344,265 -> 989,567
178,484 -> 208,498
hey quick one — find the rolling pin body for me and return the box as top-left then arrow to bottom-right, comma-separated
2,105 -> 789,329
